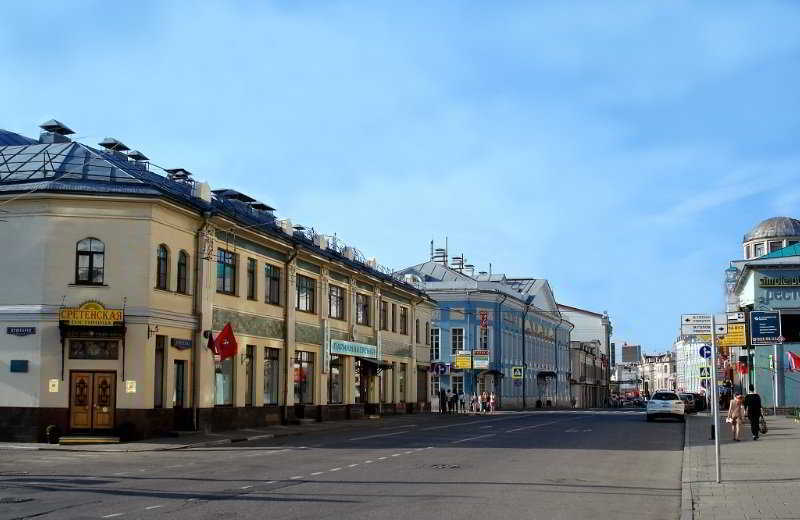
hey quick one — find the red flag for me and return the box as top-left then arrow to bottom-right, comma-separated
788,351 -> 800,372
736,361 -> 748,375
214,323 -> 238,360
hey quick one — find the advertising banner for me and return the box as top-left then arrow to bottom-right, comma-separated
750,311 -> 781,345
59,301 -> 123,327
472,349 -> 490,369
454,350 -> 472,370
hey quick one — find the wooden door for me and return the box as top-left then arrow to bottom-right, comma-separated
70,372 -> 93,429
92,373 -> 115,429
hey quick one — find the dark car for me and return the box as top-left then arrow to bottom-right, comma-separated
691,393 -> 706,412
678,393 -> 696,413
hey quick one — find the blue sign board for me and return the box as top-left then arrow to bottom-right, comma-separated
170,338 -> 193,350
750,311 -> 781,345
699,345 -> 711,359
10,360 -> 29,373
330,339 -> 378,359
6,327 -> 36,337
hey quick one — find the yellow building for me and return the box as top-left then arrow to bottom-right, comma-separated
0,121 -> 435,441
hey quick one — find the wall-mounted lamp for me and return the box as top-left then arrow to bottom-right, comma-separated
147,324 -> 160,340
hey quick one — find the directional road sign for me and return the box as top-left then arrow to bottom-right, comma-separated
699,345 -> 712,359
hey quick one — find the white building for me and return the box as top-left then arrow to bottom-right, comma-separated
675,338 -> 708,394
611,363 -> 640,397
640,352 -> 676,394
557,304 -> 612,403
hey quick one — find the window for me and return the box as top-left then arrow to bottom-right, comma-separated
354,358 -> 366,403
329,285 -> 344,320
154,335 -> 165,408
75,237 -> 105,284
745,245 -> 751,259
329,355 -> 343,404
245,345 -> 255,406
425,322 -> 430,345
451,328 -> 464,354
264,347 -> 280,405
391,303 -> 397,332
479,326 -> 489,348
156,245 -> 169,290
789,240 -> 799,247
415,319 -> 420,342
294,351 -> 314,404
296,275 -> 316,313
216,249 -> 237,295
430,328 -> 440,360
432,375 -> 440,396
451,374 -> 464,395
177,251 -> 189,294
769,240 -> 783,253
215,358 -> 234,405
400,307 -> 408,335
399,363 -> 406,402
265,264 -> 281,305
380,300 -> 388,330
173,360 -> 186,408
754,243 -> 765,257
356,294 -> 370,325
247,258 -> 257,300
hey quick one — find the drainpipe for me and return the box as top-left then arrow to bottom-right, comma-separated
192,211 -> 212,432
281,246 -> 299,424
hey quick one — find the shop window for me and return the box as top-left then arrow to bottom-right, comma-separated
215,358 -> 234,406
780,313 -> 800,343
264,347 -> 280,405
69,340 -> 118,359
354,358 -> 366,404
380,300 -> 388,330
356,294 -> 370,325
451,328 -> 464,354
329,355 -> 343,404
75,237 -> 105,285
400,307 -> 408,335
480,326 -> 489,348
247,258 -> 257,300
430,328 -> 440,360
329,285 -> 344,320
296,275 -> 316,313
216,249 -> 237,295
265,264 -> 281,305
294,351 -> 314,404
177,251 -> 189,294
154,335 -> 165,408
432,375 -> 440,396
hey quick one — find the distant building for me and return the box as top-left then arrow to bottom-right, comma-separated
557,304 -> 612,405
611,363 -> 640,398
640,352 -> 676,395
621,343 -> 642,363
675,338 -> 708,394
569,340 -> 604,407
742,216 -> 800,260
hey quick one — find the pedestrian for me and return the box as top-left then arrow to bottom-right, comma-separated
471,393 -> 478,413
439,387 -> 448,415
481,391 -> 488,414
489,392 -> 496,414
743,384 -> 763,441
458,391 -> 465,413
726,393 -> 745,441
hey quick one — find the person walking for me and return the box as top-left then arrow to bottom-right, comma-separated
489,392 -> 496,414
743,384 -> 763,441
726,393 -> 745,441
439,386 -> 448,415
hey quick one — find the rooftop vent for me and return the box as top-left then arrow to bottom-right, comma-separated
247,201 -> 275,212
165,168 -> 193,183
128,150 -> 149,161
98,138 -> 130,152
277,219 -> 293,234
212,189 -> 256,203
38,119 -> 75,144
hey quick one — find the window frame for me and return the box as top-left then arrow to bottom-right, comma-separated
265,263 -> 281,305
451,327 -> 464,355
380,300 -> 388,330
296,274 -> 316,314
356,293 -> 370,326
177,251 -> 189,294
216,248 -> 237,295
399,307 -> 408,335
156,244 -> 169,290
246,258 -> 257,300
329,284 -> 345,320
263,347 -> 280,405
75,237 -> 105,285
430,327 -> 440,360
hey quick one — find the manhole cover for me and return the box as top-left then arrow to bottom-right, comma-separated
430,464 -> 460,469
0,497 -> 33,504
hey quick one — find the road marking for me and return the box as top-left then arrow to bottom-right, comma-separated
310,471 -> 324,476
102,514 -> 123,518
264,480 -> 276,484
329,467 -> 342,472
450,433 -> 496,444
377,456 -> 387,460
290,476 -> 304,480
383,424 -> 417,430
349,430 -> 412,441
506,418 -> 580,433
240,485 -> 253,489
112,472 -> 128,476
364,460 -> 374,463
145,505 -> 163,510
480,425 -> 494,429
404,451 -> 413,454
391,453 -> 401,457
348,464 -> 359,468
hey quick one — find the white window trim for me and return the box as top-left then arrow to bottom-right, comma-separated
451,327 -> 464,355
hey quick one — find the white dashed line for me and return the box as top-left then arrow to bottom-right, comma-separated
451,433 -> 496,444
349,430 -> 412,441
329,467 -> 342,472
145,505 -> 163,510
290,476 -> 304,480
241,485 -> 253,489
404,451 -> 413,454
264,480 -> 276,484
378,457 -> 387,460
310,471 -> 324,476
365,460 -> 374,463
391,453 -> 401,457
348,464 -> 359,468
102,514 -> 123,518
112,472 -> 128,476
505,419 -> 571,433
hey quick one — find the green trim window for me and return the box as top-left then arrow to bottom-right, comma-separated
247,258 -> 257,300
329,285 -> 344,320
216,249 -> 237,295
356,293 -> 370,326
265,264 -> 281,305
296,274 -> 316,313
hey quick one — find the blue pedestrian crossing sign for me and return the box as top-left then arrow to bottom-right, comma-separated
699,345 -> 711,359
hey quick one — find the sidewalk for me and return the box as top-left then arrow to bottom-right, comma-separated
0,414 -> 427,453
682,411 -> 800,519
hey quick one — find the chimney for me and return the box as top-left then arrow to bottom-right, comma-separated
38,119 -> 74,144
98,138 -> 130,160
128,150 -> 149,170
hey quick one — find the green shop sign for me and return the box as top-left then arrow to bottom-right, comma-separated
330,339 -> 378,359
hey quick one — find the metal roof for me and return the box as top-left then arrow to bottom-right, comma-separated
761,242 -> 800,259
0,129 -> 37,146
743,216 -> 800,242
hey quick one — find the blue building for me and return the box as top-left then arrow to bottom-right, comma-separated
398,261 -> 572,409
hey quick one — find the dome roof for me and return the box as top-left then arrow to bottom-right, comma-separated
743,216 -> 800,242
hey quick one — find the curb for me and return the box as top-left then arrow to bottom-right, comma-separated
680,415 -> 693,520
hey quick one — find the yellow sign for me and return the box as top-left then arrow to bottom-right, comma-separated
125,380 -> 137,393
454,351 -> 472,370
48,379 -> 59,393
717,323 -> 746,347
59,301 -> 123,327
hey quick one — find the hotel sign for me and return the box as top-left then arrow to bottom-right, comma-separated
59,301 -> 123,327
330,339 -> 378,359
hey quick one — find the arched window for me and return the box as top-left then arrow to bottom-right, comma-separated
177,251 -> 189,294
156,245 -> 169,290
75,238 -> 105,284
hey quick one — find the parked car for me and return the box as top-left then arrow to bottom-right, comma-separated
678,393 -> 696,414
646,391 -> 685,422
691,393 -> 706,412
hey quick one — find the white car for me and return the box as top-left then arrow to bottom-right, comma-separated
646,391 -> 685,422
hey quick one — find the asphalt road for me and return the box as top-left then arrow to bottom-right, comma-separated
0,410 -> 684,520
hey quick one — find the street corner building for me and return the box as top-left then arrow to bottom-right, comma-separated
0,121 -> 436,442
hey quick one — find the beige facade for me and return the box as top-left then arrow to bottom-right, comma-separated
0,177 -> 434,441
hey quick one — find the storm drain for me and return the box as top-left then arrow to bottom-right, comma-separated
430,464 -> 460,470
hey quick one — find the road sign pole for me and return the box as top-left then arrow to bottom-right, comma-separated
773,344 -> 779,416
710,314 -> 721,483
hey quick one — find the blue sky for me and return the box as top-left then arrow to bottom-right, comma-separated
3,2 -> 800,354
